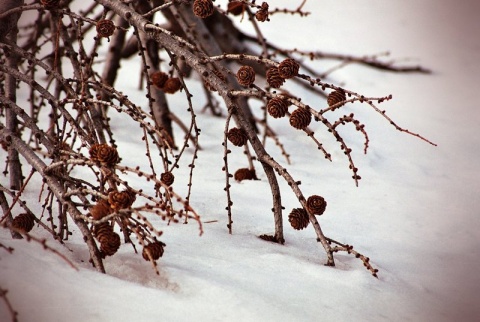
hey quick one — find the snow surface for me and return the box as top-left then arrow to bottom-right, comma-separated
2,0 -> 480,321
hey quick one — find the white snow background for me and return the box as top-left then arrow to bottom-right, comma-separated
1,0 -> 480,321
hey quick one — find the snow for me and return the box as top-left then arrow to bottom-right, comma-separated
2,0 -> 480,321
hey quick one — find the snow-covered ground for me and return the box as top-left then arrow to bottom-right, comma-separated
1,0 -> 479,321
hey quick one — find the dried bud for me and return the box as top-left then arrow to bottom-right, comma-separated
278,58 -> 300,79
162,77 -> 182,94
267,97 -> 289,118
255,2 -> 269,22
40,0 -> 60,9
227,127 -> 248,147
234,168 -> 257,182
150,71 -> 169,89
327,89 -> 346,109
266,67 -> 285,89
96,19 -> 115,38
288,208 -> 309,230
89,144 -> 120,167
108,190 -> 136,211
90,199 -> 112,220
306,195 -> 327,215
289,107 -> 311,130
11,213 -> 35,233
227,1 -> 246,15
193,0 -> 215,18
142,241 -> 166,261
236,65 -> 256,87
160,171 -> 175,186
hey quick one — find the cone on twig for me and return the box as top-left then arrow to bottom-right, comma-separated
234,168 -> 257,182
267,97 -> 289,118
289,107 -> 311,129
11,213 -> 35,233
288,208 -> 309,230
227,127 -> 248,147
162,77 -> 182,94
160,172 -> 175,186
255,2 -> 269,22
142,241 -> 166,261
306,195 -> 327,215
327,89 -> 347,110
108,189 -> 136,211
266,67 -> 285,89
193,0 -> 215,18
96,19 -> 115,38
150,71 -> 169,89
227,1 -> 246,15
278,58 -> 300,79
90,199 -> 112,220
236,66 -> 256,87
89,144 -> 120,167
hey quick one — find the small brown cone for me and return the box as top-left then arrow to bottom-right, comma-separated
306,195 -> 327,215
288,208 -> 309,230
142,241 -> 166,261
267,97 -> 289,118
266,67 -> 285,89
90,199 -> 112,220
227,127 -> 248,147
89,144 -> 120,167
193,0 -> 215,18
150,71 -> 169,89
234,168 -> 257,182
227,1 -> 245,15
162,77 -> 182,94
327,89 -> 346,109
278,58 -> 300,79
160,172 -> 175,186
236,65 -> 256,87
100,232 -> 121,256
108,190 -> 136,211
11,213 -> 35,233
96,19 -> 115,38
289,107 -> 311,129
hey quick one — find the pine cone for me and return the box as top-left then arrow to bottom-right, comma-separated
108,190 -> 136,211
11,213 -> 35,233
267,97 -> 289,118
236,66 -> 256,87
306,195 -> 327,215
160,171 -> 175,186
266,67 -> 285,89
142,241 -> 166,261
288,208 -> 309,230
150,71 -> 169,89
40,0 -> 60,9
278,58 -> 300,79
162,77 -> 182,94
327,89 -> 346,109
93,222 -> 113,240
227,1 -> 245,15
96,19 -> 115,38
90,199 -> 112,220
227,127 -> 248,147
89,144 -> 120,167
289,107 -> 311,129
255,2 -> 269,22
99,232 -> 121,256
193,0 -> 215,18
234,168 -> 257,182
